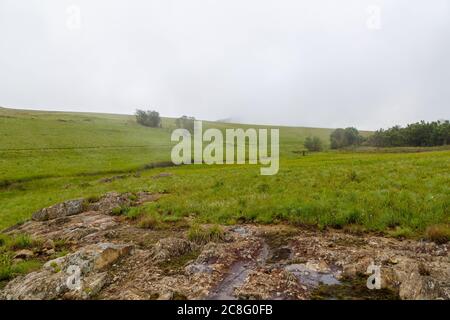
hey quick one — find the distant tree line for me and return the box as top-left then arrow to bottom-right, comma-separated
135,109 -> 449,150
328,120 -> 449,149
135,109 -> 197,132
303,128 -> 363,151
367,120 -> 449,147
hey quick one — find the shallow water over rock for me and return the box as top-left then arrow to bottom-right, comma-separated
285,263 -> 341,287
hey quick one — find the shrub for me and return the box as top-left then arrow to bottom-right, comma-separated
135,109 -> 161,128
330,127 -> 364,149
304,136 -> 323,152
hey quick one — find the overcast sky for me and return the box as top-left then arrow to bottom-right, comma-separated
0,0 -> 449,130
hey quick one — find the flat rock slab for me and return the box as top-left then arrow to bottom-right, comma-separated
32,199 -> 84,221
8,211 -> 118,242
1,243 -> 133,300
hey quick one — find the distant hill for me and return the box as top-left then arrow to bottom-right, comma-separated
0,106 -> 341,149
0,106 -> 357,182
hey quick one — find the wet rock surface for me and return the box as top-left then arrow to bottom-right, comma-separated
1,243 -> 133,300
1,195 -> 449,300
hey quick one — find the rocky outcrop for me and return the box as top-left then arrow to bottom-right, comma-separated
9,211 -> 118,242
29,191 -> 159,223
1,195 -> 449,300
1,243 -> 133,300
32,199 -> 84,221
152,237 -> 196,262
9,192 -> 161,242
382,258 -> 449,299
86,192 -> 132,214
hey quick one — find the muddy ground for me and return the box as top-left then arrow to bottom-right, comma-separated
1,192 -> 448,300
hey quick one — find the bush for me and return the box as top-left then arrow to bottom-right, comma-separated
330,127 -> 363,149
304,136 -> 323,152
135,109 -> 161,128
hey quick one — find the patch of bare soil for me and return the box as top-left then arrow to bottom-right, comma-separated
1,194 -> 448,300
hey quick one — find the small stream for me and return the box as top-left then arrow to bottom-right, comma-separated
208,241 -> 269,300
206,227 -> 341,300
284,264 -> 341,287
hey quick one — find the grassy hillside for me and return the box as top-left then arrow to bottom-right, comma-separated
0,107 -> 448,241
0,107 -> 333,183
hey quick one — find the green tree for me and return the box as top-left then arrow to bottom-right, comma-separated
304,136 -> 323,152
344,127 -> 361,146
135,109 -> 161,128
330,128 -> 346,149
367,120 -> 449,147
330,127 -> 362,149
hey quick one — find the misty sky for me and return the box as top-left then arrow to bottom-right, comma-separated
0,0 -> 449,130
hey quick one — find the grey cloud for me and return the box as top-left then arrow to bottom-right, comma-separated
0,0 -> 449,130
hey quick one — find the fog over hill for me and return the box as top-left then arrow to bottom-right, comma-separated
0,0 -> 449,130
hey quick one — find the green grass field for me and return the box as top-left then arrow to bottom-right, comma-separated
0,107 -> 334,183
0,107 -> 449,240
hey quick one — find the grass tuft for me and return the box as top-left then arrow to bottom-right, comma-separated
111,205 -> 130,216
425,224 -> 450,244
138,215 -> 160,229
187,224 -> 225,244
3,234 -> 41,251
0,252 -> 42,281
388,226 -> 415,239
